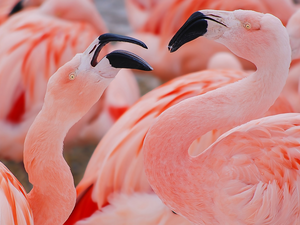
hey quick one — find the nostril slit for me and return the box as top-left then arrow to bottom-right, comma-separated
89,45 -> 97,54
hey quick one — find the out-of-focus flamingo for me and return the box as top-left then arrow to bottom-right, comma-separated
126,0 -> 297,32
143,10 -> 300,224
119,0 -> 297,80
65,25 -> 293,225
0,34 -> 152,225
0,0 -> 45,24
0,0 -> 18,24
0,0 -> 141,161
283,8 -> 300,112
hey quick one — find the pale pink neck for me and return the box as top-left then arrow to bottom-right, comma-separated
143,39 -> 291,222
23,106 -> 76,225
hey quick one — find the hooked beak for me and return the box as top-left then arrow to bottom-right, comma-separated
168,11 -> 226,53
90,33 -> 152,71
9,0 -> 24,16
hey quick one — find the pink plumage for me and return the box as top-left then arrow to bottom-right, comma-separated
66,66 -> 293,224
0,163 -> 33,224
143,9 -> 299,224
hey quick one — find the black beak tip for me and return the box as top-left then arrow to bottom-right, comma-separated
168,45 -> 178,53
167,11 -> 209,53
142,43 -> 148,49
106,50 -> 153,71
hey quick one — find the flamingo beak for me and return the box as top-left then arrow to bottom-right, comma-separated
168,11 -> 226,53
9,0 -> 24,16
90,33 -> 152,71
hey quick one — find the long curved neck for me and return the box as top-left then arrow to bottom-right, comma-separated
23,105 -> 76,225
143,41 -> 291,221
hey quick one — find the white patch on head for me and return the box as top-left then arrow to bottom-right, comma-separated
76,53 -> 120,80
96,56 -> 120,78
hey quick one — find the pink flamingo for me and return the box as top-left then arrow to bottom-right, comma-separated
0,0 -> 19,24
0,33 -> 151,225
120,0 -> 297,80
0,0 -> 141,161
143,10 -> 299,224
65,36 -> 293,225
282,8 -> 300,112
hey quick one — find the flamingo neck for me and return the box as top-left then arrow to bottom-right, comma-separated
143,42 -> 291,222
23,106 -> 76,225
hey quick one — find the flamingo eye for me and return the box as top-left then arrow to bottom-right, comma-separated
244,22 -> 251,30
69,73 -> 76,80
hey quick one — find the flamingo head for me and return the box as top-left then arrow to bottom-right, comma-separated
168,9 -> 290,66
44,33 -> 152,122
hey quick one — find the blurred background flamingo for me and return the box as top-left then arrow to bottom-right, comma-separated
0,0 -> 43,24
283,8 -> 300,112
0,0 -> 18,24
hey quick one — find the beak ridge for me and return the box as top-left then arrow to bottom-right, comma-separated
90,33 -> 149,67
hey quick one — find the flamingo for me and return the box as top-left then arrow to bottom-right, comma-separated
143,9 -> 299,224
0,0 -> 141,161
0,0 -> 19,24
118,0 -> 297,80
0,33 -> 152,225
64,27 -> 293,225
283,8 -> 300,112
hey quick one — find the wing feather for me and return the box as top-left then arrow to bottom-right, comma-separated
200,113 -> 300,224
0,163 -> 33,225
